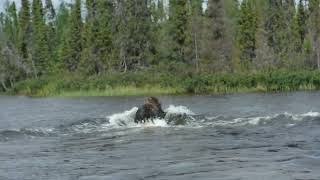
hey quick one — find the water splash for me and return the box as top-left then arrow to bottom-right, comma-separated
165,105 -> 195,116
105,105 -> 195,128
2,107 -> 320,141
107,107 -> 138,127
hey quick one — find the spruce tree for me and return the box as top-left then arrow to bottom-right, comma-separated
152,0 -> 166,23
60,0 -> 83,72
55,3 -> 70,54
80,0 -> 113,75
18,0 -> 31,66
45,0 -> 56,62
168,0 -> 188,63
291,0 -> 307,53
201,0 -> 232,72
149,0 -> 168,66
3,1 -> 19,46
116,0 -> 153,71
187,0 -> 203,72
309,0 -> 320,69
45,0 -> 56,22
265,0 -> 296,67
236,0 -> 258,69
32,0 -> 50,75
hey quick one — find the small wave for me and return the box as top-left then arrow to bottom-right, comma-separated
0,128 -> 55,141
105,105 -> 320,129
59,117 -> 109,134
203,111 -> 320,127
4,110 -> 319,141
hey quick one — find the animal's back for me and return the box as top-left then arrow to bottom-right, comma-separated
134,104 -> 151,123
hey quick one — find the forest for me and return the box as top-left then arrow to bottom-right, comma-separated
1,0 -> 320,96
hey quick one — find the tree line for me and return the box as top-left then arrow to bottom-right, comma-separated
0,0 -> 319,91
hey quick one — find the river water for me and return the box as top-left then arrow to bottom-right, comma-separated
1,92 -> 320,180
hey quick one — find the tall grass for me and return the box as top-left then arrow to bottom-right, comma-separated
8,70 -> 320,97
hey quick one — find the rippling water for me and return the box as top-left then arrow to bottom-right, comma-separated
1,92 -> 320,180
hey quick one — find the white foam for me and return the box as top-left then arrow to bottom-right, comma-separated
105,105 -> 195,128
136,118 -> 168,128
107,107 -> 138,127
165,105 -> 195,116
247,117 -> 266,125
301,111 -> 320,117
105,105 -> 320,129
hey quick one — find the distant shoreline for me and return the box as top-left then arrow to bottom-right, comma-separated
4,70 -> 320,97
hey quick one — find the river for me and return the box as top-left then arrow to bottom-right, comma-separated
1,92 -> 320,180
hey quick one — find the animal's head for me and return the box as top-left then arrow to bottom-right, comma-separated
146,97 -> 162,108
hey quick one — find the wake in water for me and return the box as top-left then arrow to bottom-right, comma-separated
107,105 -> 196,128
106,105 -> 320,129
1,104 -> 320,141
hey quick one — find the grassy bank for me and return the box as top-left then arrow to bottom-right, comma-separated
7,70 -> 320,97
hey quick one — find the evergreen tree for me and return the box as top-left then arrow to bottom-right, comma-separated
236,0 -> 258,69
18,0 -> 31,67
151,0 -> 166,23
201,0 -> 232,72
168,0 -> 188,63
0,12 -> 4,25
296,0 -> 307,48
309,0 -> 320,69
289,0 -> 307,63
253,0 -> 275,70
60,0 -> 83,72
45,0 -> 56,23
80,0 -> 113,75
224,0 -> 240,36
116,0 -> 153,71
187,0 -> 203,72
53,2 -> 70,71
3,1 -> 19,46
265,1 -> 280,55
149,0 -> 169,66
44,0 -> 56,61
265,0 -> 296,67
32,0 -> 50,75
80,0 -> 95,74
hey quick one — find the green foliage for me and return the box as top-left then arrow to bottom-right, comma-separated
265,0 -> 296,67
168,0 -> 188,63
59,0 -> 82,72
54,2 -> 69,71
293,0 -> 308,51
32,0 -> 50,75
3,1 -> 19,45
201,0 -> 233,73
115,0 -> 154,71
80,0 -> 114,75
236,0 -> 258,69
10,70 -> 320,97
18,0 -> 31,64
308,0 -> 320,69
2,0 -> 320,96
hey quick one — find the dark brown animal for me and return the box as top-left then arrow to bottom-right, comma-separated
134,97 -> 166,123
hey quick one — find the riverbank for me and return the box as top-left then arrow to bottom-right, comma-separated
6,70 -> 320,97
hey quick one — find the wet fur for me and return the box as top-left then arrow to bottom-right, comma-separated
134,97 -> 166,124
